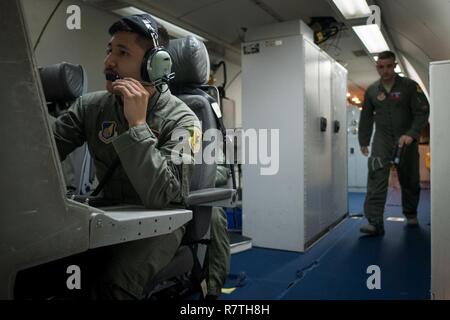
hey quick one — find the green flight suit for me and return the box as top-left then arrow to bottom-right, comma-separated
53,89 -> 200,299
206,164 -> 231,297
358,75 -> 429,228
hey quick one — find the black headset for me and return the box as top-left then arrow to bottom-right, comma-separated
132,15 -> 173,86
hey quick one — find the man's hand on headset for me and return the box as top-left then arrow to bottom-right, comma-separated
112,77 -> 154,127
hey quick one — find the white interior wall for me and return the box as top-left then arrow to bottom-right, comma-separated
430,60 -> 450,300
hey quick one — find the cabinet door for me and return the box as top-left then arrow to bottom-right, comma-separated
303,40 -> 322,243
331,62 -> 348,220
347,107 -> 369,192
318,51 -> 333,230
347,108 -> 359,189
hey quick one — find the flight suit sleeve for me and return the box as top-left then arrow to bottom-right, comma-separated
405,82 -> 430,140
52,97 -> 87,161
112,117 -> 200,209
358,90 -> 375,147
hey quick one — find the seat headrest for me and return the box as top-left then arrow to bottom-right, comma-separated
38,62 -> 86,103
167,35 -> 210,86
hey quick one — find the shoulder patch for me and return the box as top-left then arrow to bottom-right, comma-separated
98,121 -> 118,144
190,127 -> 202,154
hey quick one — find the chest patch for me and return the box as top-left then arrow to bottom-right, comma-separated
389,91 -> 402,101
98,121 -> 118,144
377,92 -> 386,101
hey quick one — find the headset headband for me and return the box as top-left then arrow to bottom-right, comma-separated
119,14 -> 160,49
139,15 -> 159,49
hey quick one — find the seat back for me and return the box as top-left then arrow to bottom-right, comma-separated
168,35 -> 218,244
144,36 -> 220,298
39,62 -> 94,195
39,62 -> 86,109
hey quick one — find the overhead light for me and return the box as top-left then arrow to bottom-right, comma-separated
353,24 -> 390,53
346,92 -> 351,98
112,6 -> 207,42
332,0 -> 372,19
398,72 -> 405,77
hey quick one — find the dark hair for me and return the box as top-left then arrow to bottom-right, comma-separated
378,51 -> 396,61
108,18 -> 169,50
156,24 -> 169,48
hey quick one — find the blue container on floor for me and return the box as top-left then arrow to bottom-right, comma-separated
225,207 -> 242,230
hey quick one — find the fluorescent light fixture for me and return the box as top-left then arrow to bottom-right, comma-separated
113,6 -> 207,42
353,24 -> 390,53
332,0 -> 372,19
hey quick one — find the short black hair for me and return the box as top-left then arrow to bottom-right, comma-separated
378,51 -> 396,61
108,15 -> 169,50
156,24 -> 169,48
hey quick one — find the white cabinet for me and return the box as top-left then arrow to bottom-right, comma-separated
241,21 -> 348,252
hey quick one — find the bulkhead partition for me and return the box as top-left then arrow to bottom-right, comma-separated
0,0 -> 91,299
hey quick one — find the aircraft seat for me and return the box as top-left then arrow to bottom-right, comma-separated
144,35 -> 235,299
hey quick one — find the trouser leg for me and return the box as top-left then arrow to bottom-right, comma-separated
91,226 -> 185,300
206,207 -> 230,297
397,144 -> 421,218
364,157 -> 391,228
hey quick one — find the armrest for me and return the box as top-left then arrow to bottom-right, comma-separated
89,206 -> 192,249
186,188 -> 237,207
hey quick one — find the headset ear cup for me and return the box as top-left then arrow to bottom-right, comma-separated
145,49 -> 172,83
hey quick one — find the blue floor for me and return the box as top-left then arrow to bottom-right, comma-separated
221,188 -> 431,300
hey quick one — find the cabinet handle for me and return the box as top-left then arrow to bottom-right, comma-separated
320,117 -> 327,132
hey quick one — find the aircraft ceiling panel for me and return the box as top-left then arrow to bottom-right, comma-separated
136,0 -> 221,19
379,0 -> 450,61
256,0 -> 335,22
175,0 -> 278,45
